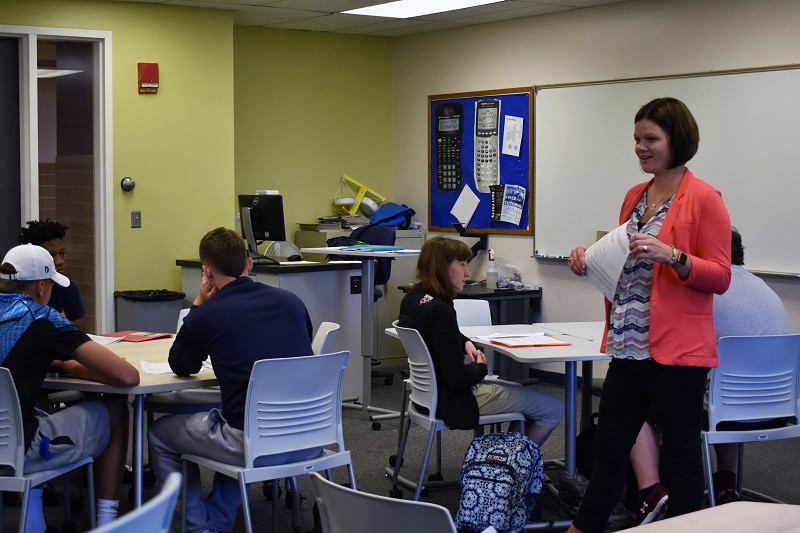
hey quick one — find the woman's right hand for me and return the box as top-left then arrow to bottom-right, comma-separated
568,246 -> 587,276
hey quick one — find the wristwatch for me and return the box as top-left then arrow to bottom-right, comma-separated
677,251 -> 688,266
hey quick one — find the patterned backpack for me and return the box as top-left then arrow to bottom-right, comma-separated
456,431 -> 544,533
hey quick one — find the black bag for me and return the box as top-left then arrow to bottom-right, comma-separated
575,412 -> 598,478
456,432 -> 544,533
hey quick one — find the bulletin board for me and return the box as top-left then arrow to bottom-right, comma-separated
428,88 -> 533,236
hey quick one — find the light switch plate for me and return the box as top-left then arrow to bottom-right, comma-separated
131,210 -> 142,228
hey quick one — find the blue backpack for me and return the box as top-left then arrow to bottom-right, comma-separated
369,202 -> 415,229
456,432 -> 544,533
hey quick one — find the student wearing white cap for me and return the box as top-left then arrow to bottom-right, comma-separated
0,244 -> 140,530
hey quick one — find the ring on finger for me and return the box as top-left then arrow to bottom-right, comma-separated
643,245 -> 648,252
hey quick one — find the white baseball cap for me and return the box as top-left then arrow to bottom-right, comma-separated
1,244 -> 70,287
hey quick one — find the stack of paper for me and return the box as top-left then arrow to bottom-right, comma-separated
478,332 -> 571,347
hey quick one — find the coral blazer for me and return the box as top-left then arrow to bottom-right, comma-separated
601,168 -> 731,368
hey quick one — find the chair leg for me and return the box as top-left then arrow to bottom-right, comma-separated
702,436 -> 716,507
391,415 -> 413,490
736,444 -> 745,497
413,428 -> 438,501
180,461 -> 188,533
240,476 -> 254,533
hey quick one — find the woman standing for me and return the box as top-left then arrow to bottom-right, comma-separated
566,97 -> 731,532
399,236 -> 563,445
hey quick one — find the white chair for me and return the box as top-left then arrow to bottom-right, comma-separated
703,334 -> 800,506
146,319 -> 339,416
453,299 -> 496,375
311,321 -> 340,355
309,472 -> 498,533
388,323 -> 525,500
90,472 -> 181,533
0,368 -> 97,533
180,351 -> 356,533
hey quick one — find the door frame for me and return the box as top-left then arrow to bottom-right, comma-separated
1,24 -> 114,332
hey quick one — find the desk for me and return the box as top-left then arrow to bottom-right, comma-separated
631,501 -> 800,531
42,337 -> 217,507
300,247 -> 420,423
460,323 -> 609,474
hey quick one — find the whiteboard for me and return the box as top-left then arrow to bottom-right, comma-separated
533,67 -> 800,275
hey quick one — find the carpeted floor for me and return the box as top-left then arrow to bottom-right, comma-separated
4,359 -> 800,532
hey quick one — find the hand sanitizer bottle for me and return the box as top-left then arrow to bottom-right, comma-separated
486,249 -> 498,290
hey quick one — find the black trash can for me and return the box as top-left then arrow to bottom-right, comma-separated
114,289 -> 185,333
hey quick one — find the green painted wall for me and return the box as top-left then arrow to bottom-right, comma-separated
0,0 -> 235,292
1,1 -> 394,291
233,27 -> 392,241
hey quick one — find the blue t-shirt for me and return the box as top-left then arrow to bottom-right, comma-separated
0,293 -> 88,447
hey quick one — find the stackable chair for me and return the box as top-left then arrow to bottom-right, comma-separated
0,368 -> 97,533
702,333 -> 800,506
89,472 -> 181,533
387,323 -> 524,500
180,351 -> 356,533
453,299 -> 496,376
309,472 -> 498,533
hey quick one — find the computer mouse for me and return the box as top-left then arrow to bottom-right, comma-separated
287,254 -> 302,262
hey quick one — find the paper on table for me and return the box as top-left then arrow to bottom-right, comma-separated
140,357 -> 213,374
584,223 -> 630,302
87,334 -> 122,345
488,332 -> 571,347
140,360 -> 173,374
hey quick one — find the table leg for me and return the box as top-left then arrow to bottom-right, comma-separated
563,361 -> 577,474
360,258 -> 375,412
581,360 -> 594,432
132,394 -> 144,507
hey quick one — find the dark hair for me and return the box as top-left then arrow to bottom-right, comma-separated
199,227 -> 248,278
635,97 -> 699,167
18,219 -> 69,245
414,237 -> 472,300
731,226 -> 744,266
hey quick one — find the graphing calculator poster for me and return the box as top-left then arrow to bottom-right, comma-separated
428,88 -> 533,236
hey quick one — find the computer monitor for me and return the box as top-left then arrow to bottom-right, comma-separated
238,194 -> 287,261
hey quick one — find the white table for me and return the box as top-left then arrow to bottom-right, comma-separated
532,321 -> 606,431
631,501 -> 800,531
461,323 -> 608,474
300,247 -> 420,424
42,337 -> 218,507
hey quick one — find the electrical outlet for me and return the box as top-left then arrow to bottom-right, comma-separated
350,275 -> 361,294
131,210 -> 142,228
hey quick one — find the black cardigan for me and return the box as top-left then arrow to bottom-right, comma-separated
398,287 -> 487,429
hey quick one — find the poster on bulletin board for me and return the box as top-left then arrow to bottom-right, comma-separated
428,87 -> 533,236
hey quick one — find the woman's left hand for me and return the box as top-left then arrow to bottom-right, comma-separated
629,233 -> 670,264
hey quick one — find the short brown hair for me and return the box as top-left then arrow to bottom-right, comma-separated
199,227 -> 248,278
414,237 -> 472,300
635,97 -> 699,167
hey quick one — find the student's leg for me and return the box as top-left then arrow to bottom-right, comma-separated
474,381 -> 564,446
630,421 -> 661,490
714,443 -> 740,474
95,395 -> 129,500
148,410 -> 244,533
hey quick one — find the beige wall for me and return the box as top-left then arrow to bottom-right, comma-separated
391,0 -> 800,335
